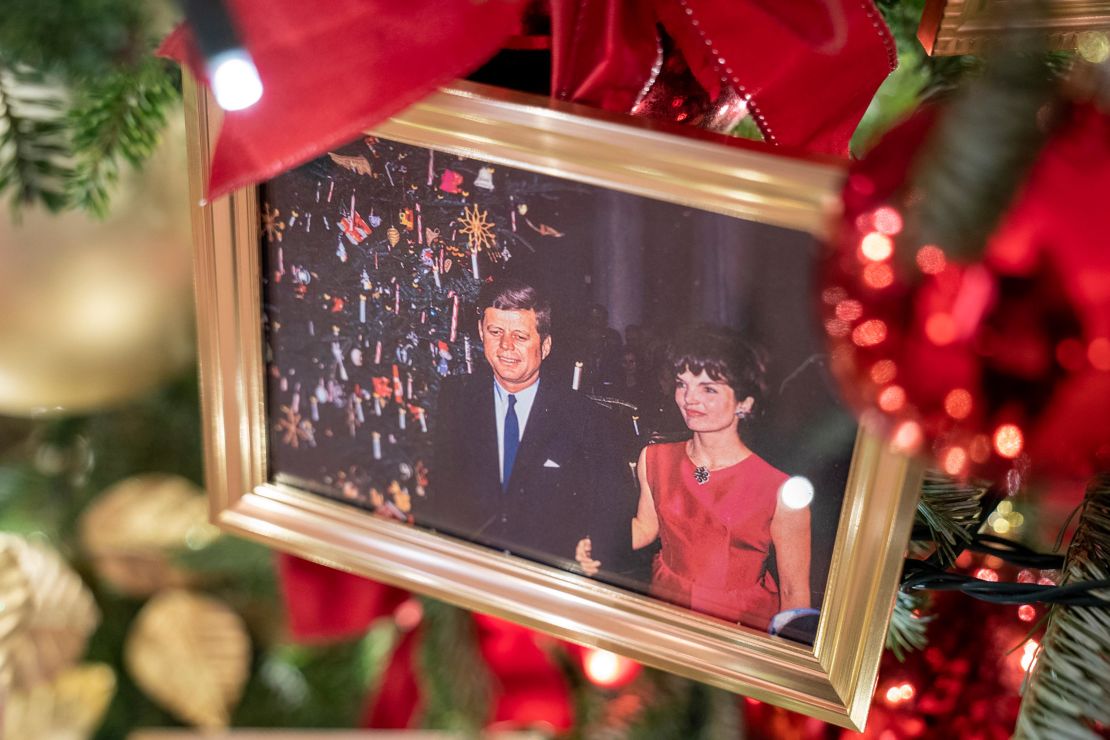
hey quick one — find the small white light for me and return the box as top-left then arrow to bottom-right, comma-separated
209,50 -> 263,111
779,476 -> 814,510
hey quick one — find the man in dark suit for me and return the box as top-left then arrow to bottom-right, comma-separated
421,278 -> 639,580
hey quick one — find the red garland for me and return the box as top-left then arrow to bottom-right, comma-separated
822,102 -> 1110,484
161,1 -> 896,200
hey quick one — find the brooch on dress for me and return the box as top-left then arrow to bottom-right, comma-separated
693,465 -> 710,485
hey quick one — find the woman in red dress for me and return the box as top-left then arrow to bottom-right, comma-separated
578,328 -> 812,631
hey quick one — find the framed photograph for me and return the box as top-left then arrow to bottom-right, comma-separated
186,78 -> 921,730
918,0 -> 1110,56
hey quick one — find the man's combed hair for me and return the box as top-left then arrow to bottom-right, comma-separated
666,325 -> 768,405
476,277 -> 552,339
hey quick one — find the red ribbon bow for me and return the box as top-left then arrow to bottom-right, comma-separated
160,0 -> 895,200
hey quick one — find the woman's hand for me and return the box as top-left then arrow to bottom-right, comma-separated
575,537 -> 601,576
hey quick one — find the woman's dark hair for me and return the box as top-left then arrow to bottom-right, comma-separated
666,325 -> 769,405
476,277 -> 552,339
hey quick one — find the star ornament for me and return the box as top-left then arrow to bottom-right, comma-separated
457,204 -> 496,253
277,405 -> 314,448
261,203 -> 285,242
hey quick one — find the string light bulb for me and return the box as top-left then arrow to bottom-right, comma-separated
182,0 -> 263,111
209,50 -> 263,111
582,648 -> 640,689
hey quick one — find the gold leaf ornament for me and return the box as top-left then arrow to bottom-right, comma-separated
0,543 -> 32,691
0,534 -> 100,692
3,662 -> 116,740
78,474 -> 220,596
125,589 -> 250,728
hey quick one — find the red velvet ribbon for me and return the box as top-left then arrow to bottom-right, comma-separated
159,0 -> 530,199
277,554 -> 573,731
160,0 -> 895,200
552,0 -> 896,156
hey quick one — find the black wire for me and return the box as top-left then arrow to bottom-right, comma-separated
967,533 -> 1067,570
901,559 -> 1110,607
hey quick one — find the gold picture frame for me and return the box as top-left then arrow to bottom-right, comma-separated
919,0 -> 1110,56
185,76 -> 922,731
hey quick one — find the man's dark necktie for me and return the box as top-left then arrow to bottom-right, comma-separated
503,394 -> 518,491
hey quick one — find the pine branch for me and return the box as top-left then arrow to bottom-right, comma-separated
68,56 -> 180,216
910,41 -> 1060,261
916,470 -> 990,569
0,62 -> 72,211
0,0 -> 150,81
1014,474 -> 1110,739
885,472 -> 987,657
887,590 -> 933,660
416,598 -> 493,732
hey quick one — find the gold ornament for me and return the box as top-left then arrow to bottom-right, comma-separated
327,152 -> 373,177
261,203 -> 285,242
3,663 -> 116,740
0,121 -> 194,416
457,204 -> 496,252
0,544 -> 33,691
0,535 -> 100,693
78,474 -> 219,596
124,589 -> 250,729
387,226 -> 401,248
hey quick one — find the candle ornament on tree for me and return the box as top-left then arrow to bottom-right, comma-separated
820,102 -> 1110,486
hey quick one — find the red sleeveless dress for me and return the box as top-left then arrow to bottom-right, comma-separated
645,441 -> 788,630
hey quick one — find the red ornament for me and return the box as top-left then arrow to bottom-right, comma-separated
628,38 -> 748,133
821,103 -> 1110,485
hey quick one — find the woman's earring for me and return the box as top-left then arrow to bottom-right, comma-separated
735,409 -> 750,419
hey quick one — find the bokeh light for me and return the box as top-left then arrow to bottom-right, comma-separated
915,245 -> 947,275
969,434 -> 991,463
860,232 -> 894,261
1088,337 -> 1110,371
825,319 -> 851,338
835,299 -> 864,322
1020,639 -> 1040,672
993,424 -> 1024,459
943,389 -> 973,420
870,360 -> 897,385
878,385 -> 906,412
891,420 -> 923,454
852,319 -> 888,347
925,312 -> 957,345
583,649 -> 641,689
883,682 -> 916,706
942,446 -> 967,476
872,206 -> 904,236
822,286 -> 848,305
863,262 -> 894,289
779,476 -> 815,509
